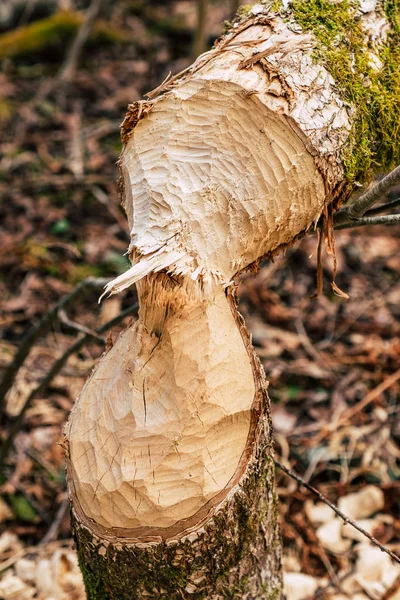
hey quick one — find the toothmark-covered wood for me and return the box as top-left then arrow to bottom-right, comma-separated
65,1 -> 397,597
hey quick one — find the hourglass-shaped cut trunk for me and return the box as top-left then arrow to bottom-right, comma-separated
65,1 -> 396,597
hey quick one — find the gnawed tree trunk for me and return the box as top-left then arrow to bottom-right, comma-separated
65,1 -> 399,598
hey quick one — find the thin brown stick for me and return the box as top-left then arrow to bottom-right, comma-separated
314,368 -> 400,444
335,214 -> 400,230
58,0 -> 105,83
275,459 -> 400,565
365,196 -> 400,216
334,165 -> 400,225
39,495 -> 69,546
339,368 -> 400,424
58,309 -> 106,342
0,303 -> 138,472
15,0 -> 104,139
192,0 -> 209,60
230,0 -> 240,19
0,277 -> 110,414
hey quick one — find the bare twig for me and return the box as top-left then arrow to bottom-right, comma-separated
192,0 -> 209,60
312,368 -> 400,444
335,214 -> 400,230
230,0 -> 240,19
334,165 -> 400,225
294,315 -> 328,368
58,0 -> 105,83
0,303 -> 138,472
16,0 -> 104,137
365,196 -> 400,216
338,368 -> 400,426
0,277 -> 110,414
58,309 -> 106,342
39,495 -> 69,546
275,459 -> 400,565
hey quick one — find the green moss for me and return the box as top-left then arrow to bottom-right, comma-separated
238,5 -> 252,18
265,585 -> 281,600
0,10 -> 127,61
0,11 -> 80,60
77,549 -> 108,600
288,0 -> 400,183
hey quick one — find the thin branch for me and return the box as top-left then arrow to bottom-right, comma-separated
275,459 -> 400,565
0,277 -> 110,414
58,308 -> 106,342
334,214 -> 400,230
39,495 -> 69,546
230,0 -> 240,19
340,367 -> 400,424
58,0 -> 105,83
192,0 -> 209,60
15,0 -> 105,139
365,196 -> 400,216
0,303 -> 138,473
334,165 -> 400,225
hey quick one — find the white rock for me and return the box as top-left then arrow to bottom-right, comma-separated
0,574 -> 35,600
355,544 -> 400,589
15,558 -> 36,584
283,572 -> 318,600
316,518 -> 352,554
305,500 -> 335,525
338,486 -> 384,520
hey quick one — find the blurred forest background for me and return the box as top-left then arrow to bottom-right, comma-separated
0,1 -> 399,598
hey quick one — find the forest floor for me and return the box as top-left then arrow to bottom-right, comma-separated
0,1 -> 399,599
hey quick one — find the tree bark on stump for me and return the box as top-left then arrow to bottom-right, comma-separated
64,1 -> 398,598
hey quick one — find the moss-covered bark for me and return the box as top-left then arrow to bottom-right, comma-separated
273,0 -> 400,182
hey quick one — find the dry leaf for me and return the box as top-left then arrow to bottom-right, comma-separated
0,532 -> 22,556
0,574 -> 35,600
36,549 -> 84,600
355,544 -> 400,594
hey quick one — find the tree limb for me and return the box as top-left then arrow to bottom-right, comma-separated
275,459 -> 400,565
334,214 -> 400,230
365,196 -> 400,216
334,165 -> 400,225
192,0 -> 208,59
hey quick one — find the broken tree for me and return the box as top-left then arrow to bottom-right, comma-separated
65,1 -> 399,598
